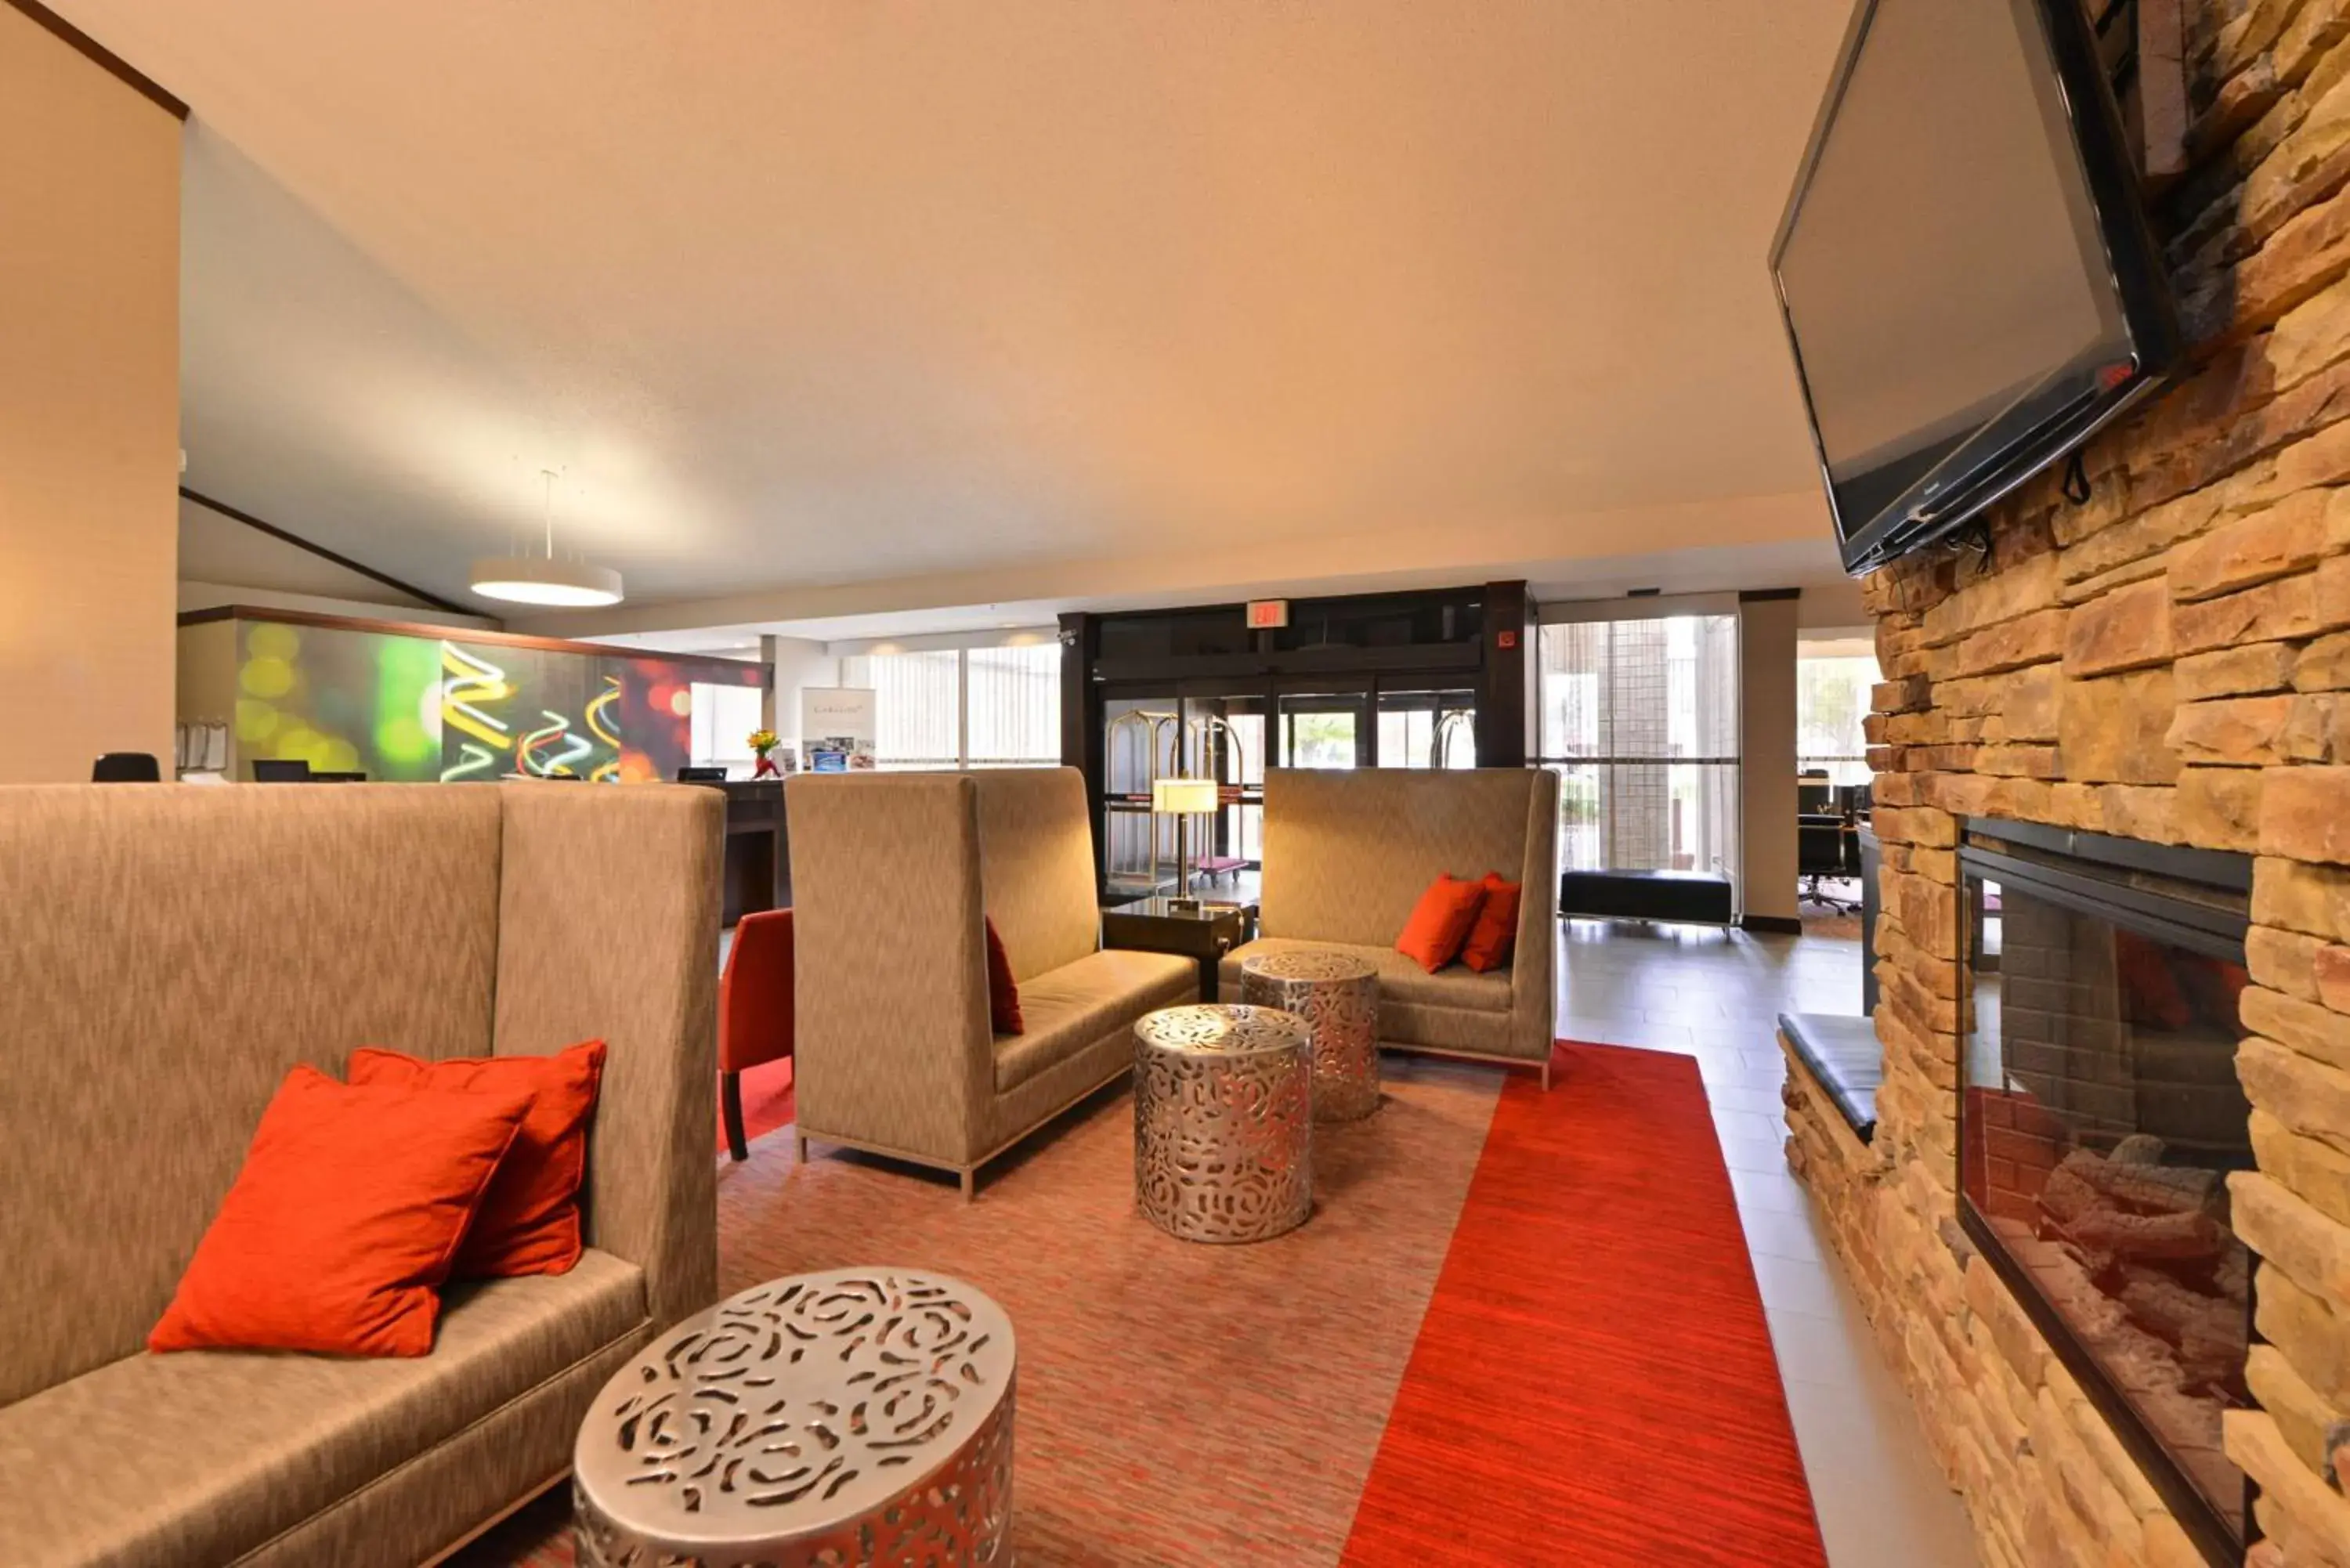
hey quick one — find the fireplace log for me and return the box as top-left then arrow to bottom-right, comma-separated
2052,1203 -> 2222,1263
2058,1146 -> 2220,1216
2117,1267 -> 2247,1389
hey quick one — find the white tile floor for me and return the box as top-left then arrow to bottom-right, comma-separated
1557,920 -> 1983,1568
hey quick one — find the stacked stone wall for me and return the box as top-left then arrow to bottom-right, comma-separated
1791,4 -> 2350,1561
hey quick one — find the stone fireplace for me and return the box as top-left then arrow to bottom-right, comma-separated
1774,5 -> 2350,1564
1960,818 -> 2257,1559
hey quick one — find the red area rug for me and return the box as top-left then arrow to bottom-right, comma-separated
716,1057 -> 794,1154
1341,1041 -> 1828,1567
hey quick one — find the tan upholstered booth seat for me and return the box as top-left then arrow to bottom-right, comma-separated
1220,936 -> 1517,1055
995,948 -> 1197,1093
792,768 -> 1201,1195
1236,768 -> 1559,1083
1219,937 -> 1512,1013
0,782 -> 723,1568
0,1252 -> 648,1568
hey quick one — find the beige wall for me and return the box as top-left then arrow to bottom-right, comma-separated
1738,594 -> 1799,924
761,632 -> 839,749
0,5 -> 182,782
173,616 -> 236,774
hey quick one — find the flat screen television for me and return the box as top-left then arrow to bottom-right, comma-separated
1771,0 -> 2183,576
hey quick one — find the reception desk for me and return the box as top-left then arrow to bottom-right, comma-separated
710,780 -> 788,926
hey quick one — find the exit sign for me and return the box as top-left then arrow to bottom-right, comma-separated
1246,599 -> 1289,629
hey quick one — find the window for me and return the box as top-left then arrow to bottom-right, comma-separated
966,645 -> 1061,767
837,650 -> 960,769
1537,613 -> 1741,901
1797,638 -> 1882,786
837,641 -> 1061,771
689,684 -> 764,775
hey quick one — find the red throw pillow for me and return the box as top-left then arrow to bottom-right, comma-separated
1461,872 -> 1524,973
149,1065 -> 532,1357
985,917 -> 1024,1035
1396,873 -> 1488,973
348,1039 -> 607,1277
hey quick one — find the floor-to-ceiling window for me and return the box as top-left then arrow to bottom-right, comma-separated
967,644 -> 1061,768
689,682 -> 765,775
1796,634 -> 1882,786
1537,605 -> 1742,905
837,637 -> 1061,771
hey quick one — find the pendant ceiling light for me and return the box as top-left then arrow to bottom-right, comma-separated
470,470 -> 624,607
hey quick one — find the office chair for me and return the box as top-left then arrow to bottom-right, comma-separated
251,759 -> 313,782
91,753 -> 161,782
1799,813 -> 1859,914
1797,773 -> 1833,815
677,766 -> 730,783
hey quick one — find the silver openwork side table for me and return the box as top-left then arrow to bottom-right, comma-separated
573,1269 -> 1016,1567
1238,948 -> 1381,1122
1132,1003 -> 1313,1244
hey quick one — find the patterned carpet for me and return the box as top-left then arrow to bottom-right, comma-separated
461,1044 -> 1824,1566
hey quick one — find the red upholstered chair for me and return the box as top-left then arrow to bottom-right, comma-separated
719,908 -> 795,1162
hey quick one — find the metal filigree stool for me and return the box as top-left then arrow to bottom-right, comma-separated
1238,949 -> 1381,1122
1132,1003 -> 1313,1243
573,1269 -> 1016,1567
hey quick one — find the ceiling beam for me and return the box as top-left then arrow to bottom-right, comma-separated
180,486 -> 475,618
5,0 -> 186,119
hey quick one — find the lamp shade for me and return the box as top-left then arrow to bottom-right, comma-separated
1151,777 -> 1220,815
468,556 -> 624,608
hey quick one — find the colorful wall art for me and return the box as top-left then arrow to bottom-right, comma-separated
183,612 -> 761,783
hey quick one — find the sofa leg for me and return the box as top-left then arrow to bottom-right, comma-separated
795,1133 -> 808,1165
721,1071 -> 749,1162
960,1168 -> 976,1201
1541,1058 -> 1553,1093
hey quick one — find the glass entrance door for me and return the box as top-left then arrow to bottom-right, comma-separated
1276,685 -> 1370,769
1180,687 -> 1266,894
1376,686 -> 1477,768
1101,687 -> 1180,900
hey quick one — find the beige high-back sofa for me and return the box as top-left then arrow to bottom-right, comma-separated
1220,768 -> 1560,1086
0,782 -> 723,1568
789,768 -> 1195,1196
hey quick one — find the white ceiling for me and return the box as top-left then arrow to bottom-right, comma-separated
67,0 -> 1857,629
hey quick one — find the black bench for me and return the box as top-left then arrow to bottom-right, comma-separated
1777,1012 -> 1882,1143
1558,869 -> 1735,926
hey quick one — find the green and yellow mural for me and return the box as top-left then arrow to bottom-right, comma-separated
212,616 -> 759,782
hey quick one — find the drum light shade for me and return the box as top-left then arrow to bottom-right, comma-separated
1151,777 -> 1220,815
468,556 -> 624,607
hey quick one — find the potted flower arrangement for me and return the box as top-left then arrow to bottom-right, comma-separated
747,728 -> 782,779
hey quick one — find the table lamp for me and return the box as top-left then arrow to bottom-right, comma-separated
1152,776 -> 1220,900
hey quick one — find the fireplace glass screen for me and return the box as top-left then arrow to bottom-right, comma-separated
1961,869 -> 2253,1545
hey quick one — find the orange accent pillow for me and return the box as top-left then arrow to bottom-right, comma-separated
985,916 -> 1024,1035
347,1039 -> 607,1277
1461,872 -> 1524,973
1396,873 -> 1488,973
148,1065 -> 532,1357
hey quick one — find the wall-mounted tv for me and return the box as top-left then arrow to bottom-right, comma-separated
1771,0 -> 2183,576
